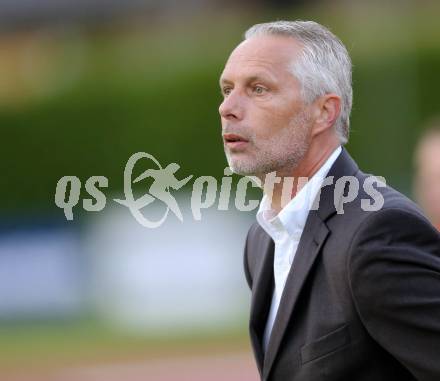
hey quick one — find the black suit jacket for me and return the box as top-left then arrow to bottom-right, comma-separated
244,148 -> 440,381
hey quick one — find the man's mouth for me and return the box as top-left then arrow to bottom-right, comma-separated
223,133 -> 249,149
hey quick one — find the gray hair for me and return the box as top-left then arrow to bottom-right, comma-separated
245,20 -> 352,144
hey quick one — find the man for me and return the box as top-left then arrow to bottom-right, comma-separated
414,122 -> 440,231
219,21 -> 440,381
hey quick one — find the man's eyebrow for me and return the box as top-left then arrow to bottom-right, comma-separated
219,77 -> 233,86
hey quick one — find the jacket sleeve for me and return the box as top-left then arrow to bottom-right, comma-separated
347,208 -> 440,381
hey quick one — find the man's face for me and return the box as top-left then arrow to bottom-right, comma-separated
219,35 -> 312,177
415,137 -> 440,224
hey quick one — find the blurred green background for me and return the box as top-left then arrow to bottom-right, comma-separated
2,1 -> 440,213
0,1 -> 439,380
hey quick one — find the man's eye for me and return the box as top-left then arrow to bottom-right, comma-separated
222,87 -> 232,96
253,86 -> 267,95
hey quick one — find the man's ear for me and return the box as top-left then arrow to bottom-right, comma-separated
311,94 -> 341,136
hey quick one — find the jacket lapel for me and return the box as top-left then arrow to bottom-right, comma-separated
261,148 -> 359,380
249,234 -> 274,376
262,213 -> 329,379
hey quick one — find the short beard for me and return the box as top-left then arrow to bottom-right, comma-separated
225,110 -> 311,177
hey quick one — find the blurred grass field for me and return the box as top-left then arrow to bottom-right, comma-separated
0,317 -> 250,373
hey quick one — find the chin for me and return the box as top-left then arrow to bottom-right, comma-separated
227,160 -> 255,176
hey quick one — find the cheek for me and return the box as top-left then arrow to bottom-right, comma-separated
420,178 -> 440,204
252,104 -> 296,137
429,184 -> 440,202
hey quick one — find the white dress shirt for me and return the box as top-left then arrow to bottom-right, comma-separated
256,146 -> 342,353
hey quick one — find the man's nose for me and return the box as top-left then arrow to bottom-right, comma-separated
219,91 -> 244,121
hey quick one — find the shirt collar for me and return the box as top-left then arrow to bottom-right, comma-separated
257,146 -> 342,239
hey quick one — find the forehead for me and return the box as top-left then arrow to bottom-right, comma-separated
220,35 -> 303,82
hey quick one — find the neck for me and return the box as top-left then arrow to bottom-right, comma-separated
262,141 -> 340,213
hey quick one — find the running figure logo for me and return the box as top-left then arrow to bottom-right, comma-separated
114,152 -> 193,228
